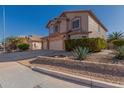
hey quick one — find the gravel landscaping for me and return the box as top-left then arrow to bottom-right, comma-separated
20,61 -> 124,85
19,50 -> 124,85
84,50 -> 124,65
19,58 -> 124,85
37,64 -> 124,85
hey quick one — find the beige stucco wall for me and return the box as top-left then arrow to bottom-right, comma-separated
81,13 -> 88,31
99,26 -> 107,39
66,13 -> 82,31
65,13 -> 88,32
88,15 -> 99,38
59,20 -> 67,33
88,15 -> 106,39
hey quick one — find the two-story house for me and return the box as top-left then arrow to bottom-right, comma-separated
42,10 -> 108,50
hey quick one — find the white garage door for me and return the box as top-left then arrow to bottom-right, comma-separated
49,39 -> 63,50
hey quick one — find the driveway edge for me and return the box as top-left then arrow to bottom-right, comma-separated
32,67 -> 124,88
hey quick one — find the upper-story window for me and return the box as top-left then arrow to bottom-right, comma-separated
49,24 -> 59,34
96,25 -> 100,32
54,25 -> 59,32
72,18 -> 80,30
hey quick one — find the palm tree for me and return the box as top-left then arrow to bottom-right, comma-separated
108,31 -> 124,42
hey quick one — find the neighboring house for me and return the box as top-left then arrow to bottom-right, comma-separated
27,35 -> 42,50
42,10 -> 108,50
0,43 -> 3,51
19,35 -> 42,50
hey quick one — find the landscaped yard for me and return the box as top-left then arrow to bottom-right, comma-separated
85,50 -> 124,65
18,32 -> 124,87
19,49 -> 124,85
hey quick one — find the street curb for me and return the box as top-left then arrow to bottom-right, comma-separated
32,67 -> 124,88
18,62 -> 31,68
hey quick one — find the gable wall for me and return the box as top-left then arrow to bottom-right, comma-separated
65,12 -> 88,32
88,15 -> 106,39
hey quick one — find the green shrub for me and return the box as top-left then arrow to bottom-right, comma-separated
65,38 -> 107,52
115,46 -> 124,60
17,43 -> 29,51
112,39 -> 124,47
72,47 -> 89,60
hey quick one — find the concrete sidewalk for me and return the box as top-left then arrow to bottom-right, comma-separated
0,62 -> 87,88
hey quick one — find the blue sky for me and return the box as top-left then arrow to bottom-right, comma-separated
0,5 -> 124,42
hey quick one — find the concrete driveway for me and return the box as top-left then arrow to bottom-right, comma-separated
0,50 -> 72,62
0,62 -> 87,88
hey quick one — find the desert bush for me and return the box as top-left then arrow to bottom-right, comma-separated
112,39 -> 124,47
115,46 -> 124,60
17,43 -> 29,51
72,47 -> 89,60
65,38 -> 107,52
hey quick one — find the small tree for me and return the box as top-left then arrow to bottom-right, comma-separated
5,36 -> 29,52
5,36 -> 20,50
17,43 -> 29,51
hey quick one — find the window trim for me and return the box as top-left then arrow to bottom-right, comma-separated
71,17 -> 81,30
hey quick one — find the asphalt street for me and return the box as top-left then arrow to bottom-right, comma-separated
0,50 -> 72,62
